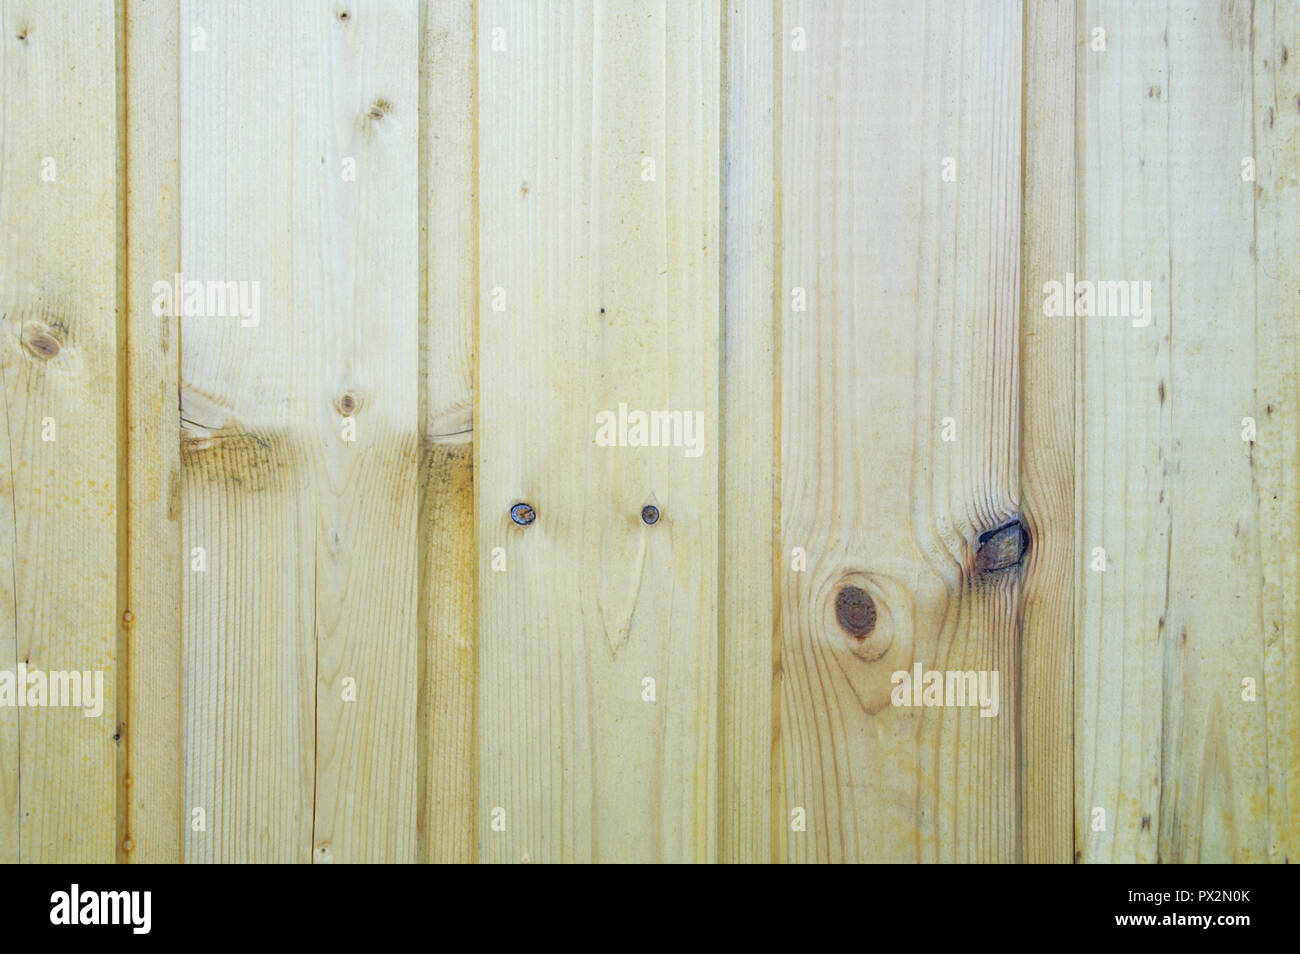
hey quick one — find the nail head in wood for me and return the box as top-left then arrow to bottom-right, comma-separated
641,505 -> 659,525
510,502 -> 536,526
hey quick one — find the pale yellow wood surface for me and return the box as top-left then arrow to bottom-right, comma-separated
298,0 -> 420,867
1020,0 -> 1076,864
777,0 -> 1023,862
721,0 -> 776,864
1075,0 -> 1180,864
1,0 -> 1296,865
180,0 -> 420,863
1252,0 -> 1299,865
419,0 -> 477,864
477,0 -> 721,863
181,0 -> 314,863
122,0 -> 183,864
0,0 -> 120,864
1077,0 -> 1298,863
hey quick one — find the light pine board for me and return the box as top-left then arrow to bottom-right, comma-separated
1076,0 -> 1298,863
1019,0 -> 1076,864
1251,0 -> 1299,865
180,0 -> 420,863
720,0 -> 776,864
122,0 -> 183,864
180,0 -> 309,863
476,0 -> 721,863
1,0 -> 1297,864
0,0 -> 120,864
419,0 -> 477,864
776,0 -> 1024,862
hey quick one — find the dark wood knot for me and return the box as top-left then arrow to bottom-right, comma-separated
835,585 -> 877,637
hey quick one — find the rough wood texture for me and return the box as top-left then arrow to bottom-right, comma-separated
1020,0 -> 1075,865
2,0 -> 1296,865
180,0 -> 313,863
1076,0 -> 1298,864
476,0 -> 721,863
122,0 -> 183,865
1251,0 -> 1299,866
0,0 -> 120,864
180,0 -> 420,863
720,0 -> 776,864
419,0 -> 477,864
777,0 -> 1023,862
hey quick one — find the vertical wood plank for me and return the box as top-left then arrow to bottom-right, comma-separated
720,0 -> 776,863
477,0 -> 720,864
419,0 -> 477,864
181,0 -> 313,863
777,0 -> 1023,862
1157,0 -> 1257,863
0,0 -> 120,863
181,0 -> 420,863
300,0 -> 420,865
1019,0 -> 1075,864
1252,0 -> 1299,865
1075,0 -> 1171,865
1077,0 -> 1296,863
122,0 -> 183,864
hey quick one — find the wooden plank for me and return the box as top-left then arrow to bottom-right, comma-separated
777,0 -> 1023,862
1077,0 -> 1296,863
1252,0 -> 1300,866
1019,0 -> 1075,864
180,0 -> 420,863
720,0 -> 776,864
0,0 -> 120,864
1074,0 -> 1172,866
122,0 -> 183,864
477,0 -> 721,864
298,0 -> 420,866
1069,0 -> 1152,863
1158,0 -> 1258,863
419,0 -> 477,864
181,0 -> 312,863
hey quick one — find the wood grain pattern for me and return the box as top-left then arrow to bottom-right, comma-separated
1076,0 -> 1298,863
720,0 -> 776,864
419,0 -> 477,864
1251,0 -> 1299,866
0,0 -> 120,864
180,0 -> 420,863
476,0 -> 721,864
777,0 -> 1023,863
122,0 -> 183,864
181,0 -> 314,863
1019,0 -> 1075,865
300,0 -> 420,866
0,0 -> 1296,865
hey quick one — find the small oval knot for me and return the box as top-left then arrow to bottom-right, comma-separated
835,585 -> 877,637
21,324 -> 60,360
336,391 -> 359,416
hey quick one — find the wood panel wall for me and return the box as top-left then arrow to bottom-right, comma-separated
0,0 -> 1294,864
